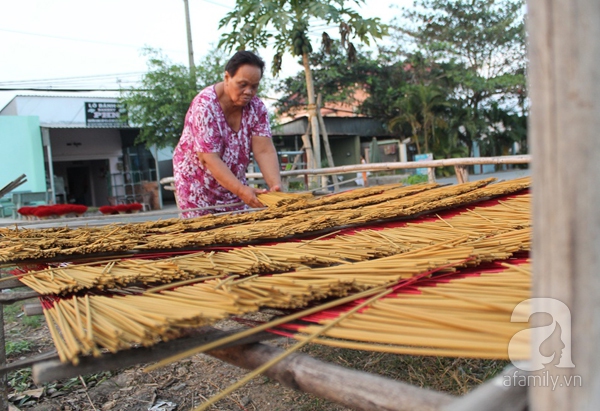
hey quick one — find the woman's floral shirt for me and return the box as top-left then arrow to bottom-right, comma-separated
172,85 -> 271,218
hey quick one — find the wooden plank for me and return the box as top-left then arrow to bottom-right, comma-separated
528,0 -> 600,409
32,327 -> 278,384
0,277 -> 28,290
0,351 -> 58,375
0,291 -> 39,304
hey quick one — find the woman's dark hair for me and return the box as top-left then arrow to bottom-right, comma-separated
225,51 -> 265,78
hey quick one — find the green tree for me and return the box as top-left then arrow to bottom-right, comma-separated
401,0 -> 527,155
389,83 -> 448,154
218,0 -> 386,170
273,41 -> 376,117
479,102 -> 527,156
120,48 -> 226,149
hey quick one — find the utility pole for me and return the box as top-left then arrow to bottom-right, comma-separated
183,0 -> 196,80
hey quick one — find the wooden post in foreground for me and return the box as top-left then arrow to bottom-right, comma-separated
0,304 -> 7,411
528,0 -> 600,409
210,342 -> 453,411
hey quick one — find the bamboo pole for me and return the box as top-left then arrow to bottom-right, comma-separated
252,155 -> 530,178
160,155 -> 531,187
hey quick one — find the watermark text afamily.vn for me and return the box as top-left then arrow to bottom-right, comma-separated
503,370 -> 582,390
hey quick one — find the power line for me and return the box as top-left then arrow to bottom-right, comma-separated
0,87 -> 141,92
198,0 -> 233,9
0,72 -> 145,86
0,28 -> 185,53
0,28 -> 143,49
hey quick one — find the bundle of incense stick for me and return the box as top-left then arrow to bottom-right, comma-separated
17,193 -> 530,295
136,178 -> 529,251
0,178 -> 529,263
42,218 -> 531,364
0,184 -> 420,262
253,191 -> 314,207
290,261 -> 532,360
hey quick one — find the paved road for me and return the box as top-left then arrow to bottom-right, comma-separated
436,168 -> 530,185
0,205 -> 182,229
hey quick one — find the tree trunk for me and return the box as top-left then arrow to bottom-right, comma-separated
413,125 -> 421,154
302,53 -> 321,187
317,93 -> 339,192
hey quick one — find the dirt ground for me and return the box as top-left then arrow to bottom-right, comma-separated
4,298 -> 508,411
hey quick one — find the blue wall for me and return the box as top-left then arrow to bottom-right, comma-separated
0,116 -> 46,193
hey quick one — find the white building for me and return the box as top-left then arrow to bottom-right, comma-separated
0,95 -> 170,209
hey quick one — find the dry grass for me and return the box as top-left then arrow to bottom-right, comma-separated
299,343 -> 509,395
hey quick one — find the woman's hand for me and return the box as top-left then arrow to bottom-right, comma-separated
198,153 -> 267,208
237,185 -> 267,208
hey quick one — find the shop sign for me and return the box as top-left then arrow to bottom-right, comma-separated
85,102 -> 128,127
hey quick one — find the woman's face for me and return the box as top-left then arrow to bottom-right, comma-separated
224,64 -> 262,108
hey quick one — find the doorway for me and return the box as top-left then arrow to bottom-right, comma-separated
66,166 -> 92,205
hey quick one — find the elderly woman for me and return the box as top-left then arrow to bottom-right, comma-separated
172,51 -> 282,218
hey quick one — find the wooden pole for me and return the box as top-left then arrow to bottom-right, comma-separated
161,155 -> 531,188
0,174 -> 27,198
427,167 -> 436,184
0,305 -> 7,411
182,0 -> 195,80
245,155 -> 531,179
300,132 -> 314,189
317,93 -> 340,192
453,166 -> 469,184
528,0 -> 600,409
302,53 -> 320,187
210,342 -> 454,411
0,291 -> 39,303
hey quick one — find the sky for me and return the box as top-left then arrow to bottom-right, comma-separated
0,0 -> 412,110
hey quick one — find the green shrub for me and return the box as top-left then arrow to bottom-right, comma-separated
6,340 -> 32,356
7,368 -> 33,392
21,315 -> 42,329
402,174 -> 428,185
